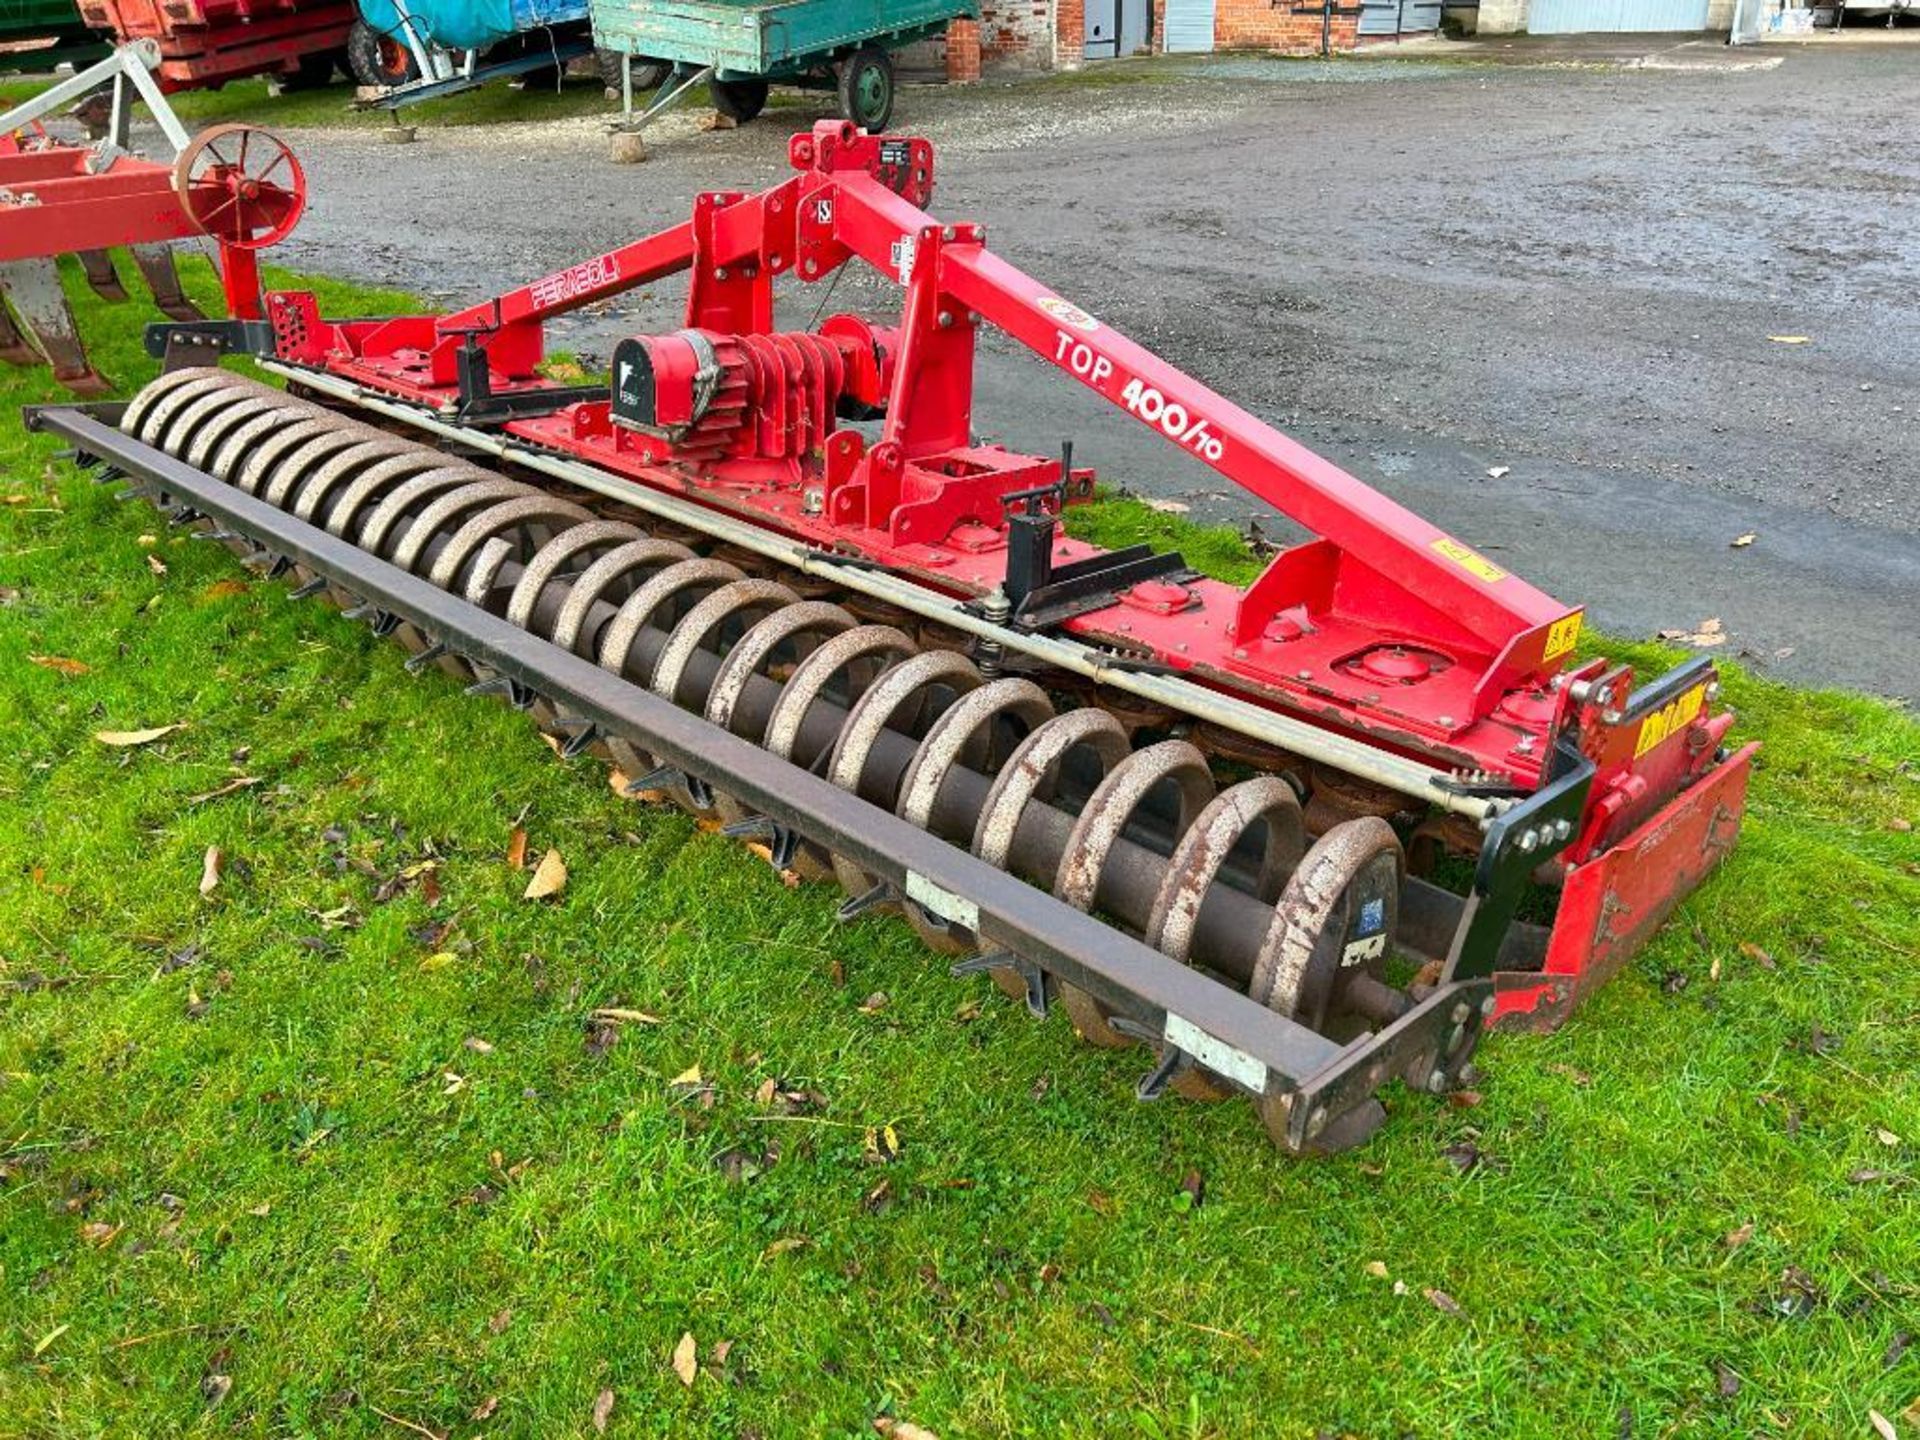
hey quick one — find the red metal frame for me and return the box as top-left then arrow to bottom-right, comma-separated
259,121 -> 1755,1017
0,132 -> 301,318
74,0 -> 353,91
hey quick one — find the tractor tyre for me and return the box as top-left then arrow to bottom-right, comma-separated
707,75 -> 768,123
596,47 -> 672,99
347,21 -> 419,89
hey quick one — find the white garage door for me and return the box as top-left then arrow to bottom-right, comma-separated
1164,0 -> 1217,51
1529,0 -> 1711,29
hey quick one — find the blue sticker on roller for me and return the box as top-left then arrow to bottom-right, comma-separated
1359,898 -> 1386,936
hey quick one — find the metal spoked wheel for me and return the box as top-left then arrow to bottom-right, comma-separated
836,46 -> 894,132
171,124 -> 307,250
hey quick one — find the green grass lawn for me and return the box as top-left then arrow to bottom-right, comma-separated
0,71 -> 619,132
2,257 -> 1918,1439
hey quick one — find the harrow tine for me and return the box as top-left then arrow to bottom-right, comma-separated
949,951 -> 1051,1019
0,292 -> 35,365
403,640 -> 451,672
0,259 -> 109,395
623,764 -> 684,796
719,815 -> 802,872
129,245 -> 203,323
77,250 -> 130,304
289,575 -> 332,599
836,882 -> 896,924
465,674 -> 538,710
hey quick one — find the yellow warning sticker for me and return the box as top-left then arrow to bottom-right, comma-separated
1430,537 -> 1507,584
1632,683 -> 1707,759
1543,611 -> 1584,663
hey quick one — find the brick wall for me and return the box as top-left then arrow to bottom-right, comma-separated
1152,0 -> 1361,52
974,0 -> 1058,67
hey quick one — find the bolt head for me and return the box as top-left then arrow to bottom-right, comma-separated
1517,828 -> 1539,853
1480,995 -> 1497,1017
1427,1069 -> 1449,1095
1450,1002 -> 1471,1025
1307,1106 -> 1328,1138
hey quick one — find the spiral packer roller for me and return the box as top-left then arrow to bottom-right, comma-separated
29,121 -> 1757,1153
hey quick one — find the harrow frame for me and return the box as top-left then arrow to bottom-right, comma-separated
35,119 -> 1760,1151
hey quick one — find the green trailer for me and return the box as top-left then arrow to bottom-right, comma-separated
593,0 -> 977,135
0,0 -> 110,71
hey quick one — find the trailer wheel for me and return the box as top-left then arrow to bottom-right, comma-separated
278,49 -> 341,91
596,48 -> 671,99
708,76 -> 768,123
347,21 -> 419,89
836,46 -> 893,132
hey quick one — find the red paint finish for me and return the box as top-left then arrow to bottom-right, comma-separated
264,121 -> 1751,992
1493,742 -> 1758,1030
0,131 -> 301,318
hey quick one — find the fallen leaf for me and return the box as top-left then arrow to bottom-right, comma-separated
488,1308 -> 512,1335
671,1332 -> 698,1387
199,847 -> 224,898
1486,465 -> 1511,479
1876,1127 -> 1903,1147
147,552 -> 168,576
32,1324 -> 69,1357
1364,1260 -> 1390,1279
187,776 -> 261,805
1724,1221 -> 1754,1249
464,1036 -> 494,1054
419,952 -> 458,973
590,1007 -> 660,1026
1178,1169 -> 1205,1211
1869,1411 -> 1896,1440
137,533 -> 156,546
863,1124 -> 902,1165
1766,335 -> 1810,345
1657,617 -> 1726,648
857,991 -> 890,1014
28,654 -> 88,676
592,1386 -> 616,1431
79,1221 -> 121,1247
670,1065 -> 703,1088
200,1373 -> 232,1408
1713,1361 -> 1740,1398
95,724 -> 183,747
522,848 -> 566,900
862,1177 -> 894,1214
873,1421 -> 940,1440
1392,1279 -> 1408,1295
1891,818 -> 1914,834
506,827 -> 528,871
1730,532 -> 1757,548
1709,955 -> 1722,982
1739,942 -> 1776,969
201,578 -> 248,600
1424,1287 -> 1464,1317
763,1236 -> 808,1257
248,1202 -> 271,1218
470,1396 -> 499,1422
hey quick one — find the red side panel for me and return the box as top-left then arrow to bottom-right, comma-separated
1492,741 -> 1758,1031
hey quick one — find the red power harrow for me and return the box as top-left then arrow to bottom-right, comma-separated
29,122 -> 1757,1153
1,41 -> 304,393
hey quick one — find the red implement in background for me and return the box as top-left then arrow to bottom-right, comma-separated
0,43 -> 305,391
74,0 -> 352,91
222,121 -> 1752,1025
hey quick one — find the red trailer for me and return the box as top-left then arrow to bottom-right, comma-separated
73,0 -> 354,91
